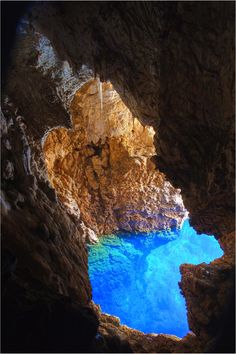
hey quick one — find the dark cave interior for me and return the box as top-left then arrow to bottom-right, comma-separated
1,1 -> 235,353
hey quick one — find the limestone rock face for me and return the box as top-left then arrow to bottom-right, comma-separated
1,3 -> 235,353
179,231 -> 235,353
43,80 -> 187,235
1,28 -> 97,352
1,99 -> 91,305
33,5 -> 235,350
95,311 -> 203,353
34,1 -> 235,238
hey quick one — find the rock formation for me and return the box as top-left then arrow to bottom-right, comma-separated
1,2 -> 235,353
43,79 -> 187,235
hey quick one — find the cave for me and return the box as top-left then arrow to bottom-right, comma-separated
43,78 -> 223,339
1,2 -> 235,353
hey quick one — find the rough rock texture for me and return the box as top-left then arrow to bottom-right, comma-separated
43,80 -> 187,235
34,1 -> 235,238
1,2 -> 235,353
179,231 -> 235,353
1,26 -> 99,352
93,304 -> 204,353
1,97 -> 100,352
32,4 -> 235,352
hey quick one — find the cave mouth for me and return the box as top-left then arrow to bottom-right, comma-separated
43,78 -> 224,339
88,219 -> 223,338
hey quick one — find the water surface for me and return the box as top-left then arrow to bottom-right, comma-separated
88,219 -> 223,337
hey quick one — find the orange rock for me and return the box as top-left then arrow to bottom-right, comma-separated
43,80 -> 187,235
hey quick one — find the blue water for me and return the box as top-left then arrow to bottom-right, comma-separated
88,220 -> 223,338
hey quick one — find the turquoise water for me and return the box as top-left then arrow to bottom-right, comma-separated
88,219 -> 223,337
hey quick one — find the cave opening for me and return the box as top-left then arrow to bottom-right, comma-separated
43,78 -> 224,338
2,2 -> 234,352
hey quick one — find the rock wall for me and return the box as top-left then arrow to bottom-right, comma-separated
1,26 -> 99,352
43,80 -> 187,235
32,4 -> 235,351
1,3 -> 235,353
33,1 -> 235,238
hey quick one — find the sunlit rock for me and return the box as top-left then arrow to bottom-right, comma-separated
1,2 -> 234,353
43,80 -> 187,235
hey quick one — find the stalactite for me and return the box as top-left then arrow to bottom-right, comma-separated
98,77 -> 103,119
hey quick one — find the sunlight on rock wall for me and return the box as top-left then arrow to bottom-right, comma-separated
43,79 -> 187,236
